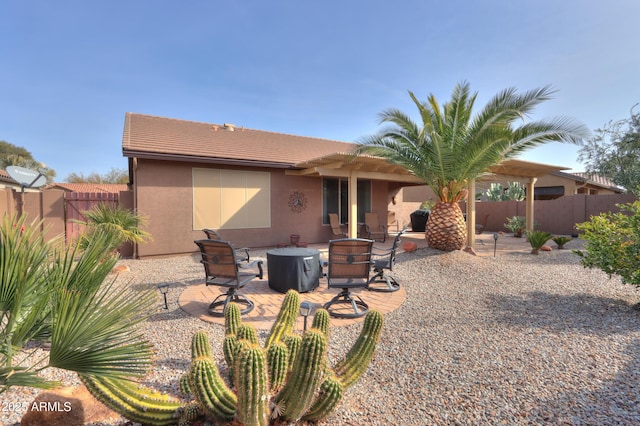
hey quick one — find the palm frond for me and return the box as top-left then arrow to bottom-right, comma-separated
1,366 -> 61,393
49,281 -> 155,379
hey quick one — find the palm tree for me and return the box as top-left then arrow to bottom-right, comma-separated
359,81 -> 589,251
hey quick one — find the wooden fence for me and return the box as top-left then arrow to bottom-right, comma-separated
0,188 -> 134,256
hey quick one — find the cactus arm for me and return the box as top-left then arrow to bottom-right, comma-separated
224,301 -> 242,336
311,308 -> 330,337
191,330 -> 212,359
80,375 -> 182,426
236,344 -> 270,426
264,290 -> 299,348
237,323 -> 259,345
190,358 -> 237,420
334,309 -> 384,389
266,341 -> 288,392
179,372 -> 191,396
222,334 -> 238,383
282,333 -> 302,370
302,373 -> 344,422
275,328 -> 327,421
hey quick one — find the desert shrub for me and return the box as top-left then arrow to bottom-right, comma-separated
574,200 -> 640,286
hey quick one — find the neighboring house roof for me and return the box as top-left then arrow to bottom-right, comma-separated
122,112 -> 357,168
0,169 -> 12,182
551,171 -> 624,192
45,183 -> 128,193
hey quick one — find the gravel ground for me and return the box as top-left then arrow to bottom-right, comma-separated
5,240 -> 640,425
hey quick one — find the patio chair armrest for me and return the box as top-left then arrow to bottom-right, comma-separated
371,246 -> 392,257
240,259 -> 264,279
235,247 -> 251,262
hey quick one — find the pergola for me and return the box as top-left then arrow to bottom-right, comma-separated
288,154 -> 567,250
468,159 -> 568,249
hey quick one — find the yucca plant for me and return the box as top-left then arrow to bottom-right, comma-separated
551,235 -> 573,249
0,214 -> 155,394
358,81 -> 588,251
526,230 -> 553,254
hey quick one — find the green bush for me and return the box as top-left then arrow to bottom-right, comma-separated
574,200 -> 640,286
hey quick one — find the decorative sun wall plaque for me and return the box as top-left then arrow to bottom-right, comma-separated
288,191 -> 308,213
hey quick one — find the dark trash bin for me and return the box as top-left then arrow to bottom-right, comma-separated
410,209 -> 430,232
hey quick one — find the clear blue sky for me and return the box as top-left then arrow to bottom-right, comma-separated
2,1 -> 639,180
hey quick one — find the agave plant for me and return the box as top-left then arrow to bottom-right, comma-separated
358,81 -> 588,251
0,214 -> 155,394
526,230 -> 553,254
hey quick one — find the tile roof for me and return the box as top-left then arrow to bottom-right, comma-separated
122,113 -> 357,168
570,172 -> 621,189
552,171 -> 624,192
46,183 -> 128,193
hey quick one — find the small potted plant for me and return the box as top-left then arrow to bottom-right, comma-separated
504,216 -> 526,237
551,235 -> 572,249
526,230 -> 553,254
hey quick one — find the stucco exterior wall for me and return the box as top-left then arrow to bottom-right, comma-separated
133,159 -> 391,258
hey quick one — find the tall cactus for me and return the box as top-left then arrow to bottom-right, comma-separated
302,372 -> 344,422
224,301 -> 242,336
266,341 -> 288,392
334,309 -> 384,389
80,375 -> 184,426
190,357 -> 237,420
274,328 -> 328,421
191,330 -> 212,359
311,308 -> 330,337
237,323 -> 259,345
235,344 -> 270,426
83,291 -> 384,426
264,289 -> 299,348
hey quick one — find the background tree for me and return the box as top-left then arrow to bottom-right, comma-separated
0,140 -> 56,183
359,81 -> 589,251
66,167 -> 128,184
577,104 -> 640,195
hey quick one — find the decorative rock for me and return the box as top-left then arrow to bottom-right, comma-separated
111,264 -> 130,273
541,245 -> 552,252
402,241 -> 418,252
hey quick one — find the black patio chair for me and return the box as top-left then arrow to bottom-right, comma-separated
194,239 -> 263,317
367,229 -> 406,292
323,238 -> 374,319
202,228 -> 251,263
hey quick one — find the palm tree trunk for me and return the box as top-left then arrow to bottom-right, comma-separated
425,202 -> 466,251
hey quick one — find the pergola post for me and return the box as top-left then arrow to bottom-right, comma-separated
526,177 -> 537,231
466,179 -> 476,250
348,172 -> 358,238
